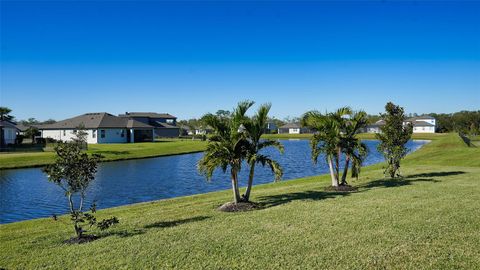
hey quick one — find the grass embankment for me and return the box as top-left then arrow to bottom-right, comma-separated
1,134 -> 479,269
0,140 -> 206,170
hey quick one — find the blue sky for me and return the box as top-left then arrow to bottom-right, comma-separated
1,1 -> 479,121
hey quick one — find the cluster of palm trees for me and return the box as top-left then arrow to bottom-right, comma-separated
197,101 -> 284,204
198,101 -> 369,204
302,107 -> 369,187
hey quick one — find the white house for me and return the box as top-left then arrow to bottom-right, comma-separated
404,115 -> 436,133
364,115 -> 436,134
38,112 -> 155,144
0,120 -> 19,146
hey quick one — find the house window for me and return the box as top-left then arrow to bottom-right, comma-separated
166,119 -> 174,124
100,130 -> 105,138
120,130 -> 125,137
92,130 -> 96,138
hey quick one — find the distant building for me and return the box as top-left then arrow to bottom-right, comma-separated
278,123 -> 309,134
38,112 -> 154,144
0,120 -> 19,146
119,112 -> 180,138
364,115 -> 436,134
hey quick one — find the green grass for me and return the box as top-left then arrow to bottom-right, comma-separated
1,133 -> 479,269
0,140 -> 206,170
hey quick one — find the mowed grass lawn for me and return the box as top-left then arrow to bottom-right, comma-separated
0,140 -> 206,170
1,134 -> 479,269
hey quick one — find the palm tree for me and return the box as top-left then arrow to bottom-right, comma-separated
339,110 -> 369,185
197,101 -> 254,204
0,107 -> 12,121
242,103 -> 284,202
303,107 -> 368,187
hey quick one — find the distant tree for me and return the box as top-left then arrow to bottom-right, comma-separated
0,107 -> 13,121
42,119 -> 57,124
43,142 -> 118,241
198,101 -> 253,204
376,102 -> 413,178
242,103 -> 284,202
215,110 -> 231,118
25,126 -> 39,144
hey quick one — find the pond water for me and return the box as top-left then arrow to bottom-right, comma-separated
0,140 -> 428,224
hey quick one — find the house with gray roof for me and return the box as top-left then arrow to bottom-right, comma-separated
119,112 -> 180,138
364,115 -> 436,134
38,112 -> 154,143
278,123 -> 309,134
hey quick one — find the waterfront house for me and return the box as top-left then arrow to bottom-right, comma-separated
119,112 -> 180,138
278,123 -> 309,134
364,115 -> 436,133
0,120 -> 19,147
38,112 -> 154,144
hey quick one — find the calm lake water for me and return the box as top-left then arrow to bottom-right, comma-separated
0,140 -> 428,224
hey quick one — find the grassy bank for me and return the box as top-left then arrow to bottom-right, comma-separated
1,134 -> 479,269
0,140 -> 206,170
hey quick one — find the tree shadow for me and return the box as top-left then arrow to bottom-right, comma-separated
359,178 -> 440,189
99,228 -> 146,239
144,216 -> 211,229
405,171 -> 465,178
257,190 -> 352,208
94,150 -> 130,155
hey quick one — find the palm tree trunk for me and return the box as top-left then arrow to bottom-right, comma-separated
243,162 -> 255,202
341,156 -> 350,185
327,155 -> 339,187
231,169 -> 241,204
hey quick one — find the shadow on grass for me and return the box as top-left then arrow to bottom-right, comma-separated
257,171 -> 466,209
405,171 -> 465,178
358,178 -> 440,189
144,216 -> 210,229
100,229 -> 146,238
94,150 -> 130,155
258,190 -> 351,208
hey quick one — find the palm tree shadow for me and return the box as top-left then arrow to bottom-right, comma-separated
258,190 -> 351,208
405,171 -> 465,178
359,178 -> 440,189
144,216 -> 210,229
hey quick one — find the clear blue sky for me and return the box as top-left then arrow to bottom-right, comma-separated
1,1 -> 479,121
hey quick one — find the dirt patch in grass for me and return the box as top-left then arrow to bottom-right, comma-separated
217,201 -> 262,212
63,235 -> 99,244
324,185 -> 358,192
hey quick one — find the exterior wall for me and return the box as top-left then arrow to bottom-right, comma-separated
41,129 -> 98,144
2,127 -> 17,144
42,128 -> 130,144
289,128 -> 300,134
155,128 -> 179,138
413,126 -> 435,133
97,129 -> 128,143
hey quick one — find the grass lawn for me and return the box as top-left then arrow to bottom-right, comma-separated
1,134 -> 479,269
0,140 -> 206,170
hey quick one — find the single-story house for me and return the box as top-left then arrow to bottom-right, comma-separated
0,120 -> 19,147
38,112 -> 154,144
278,123 -> 309,134
119,112 -> 180,138
364,115 -> 436,134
